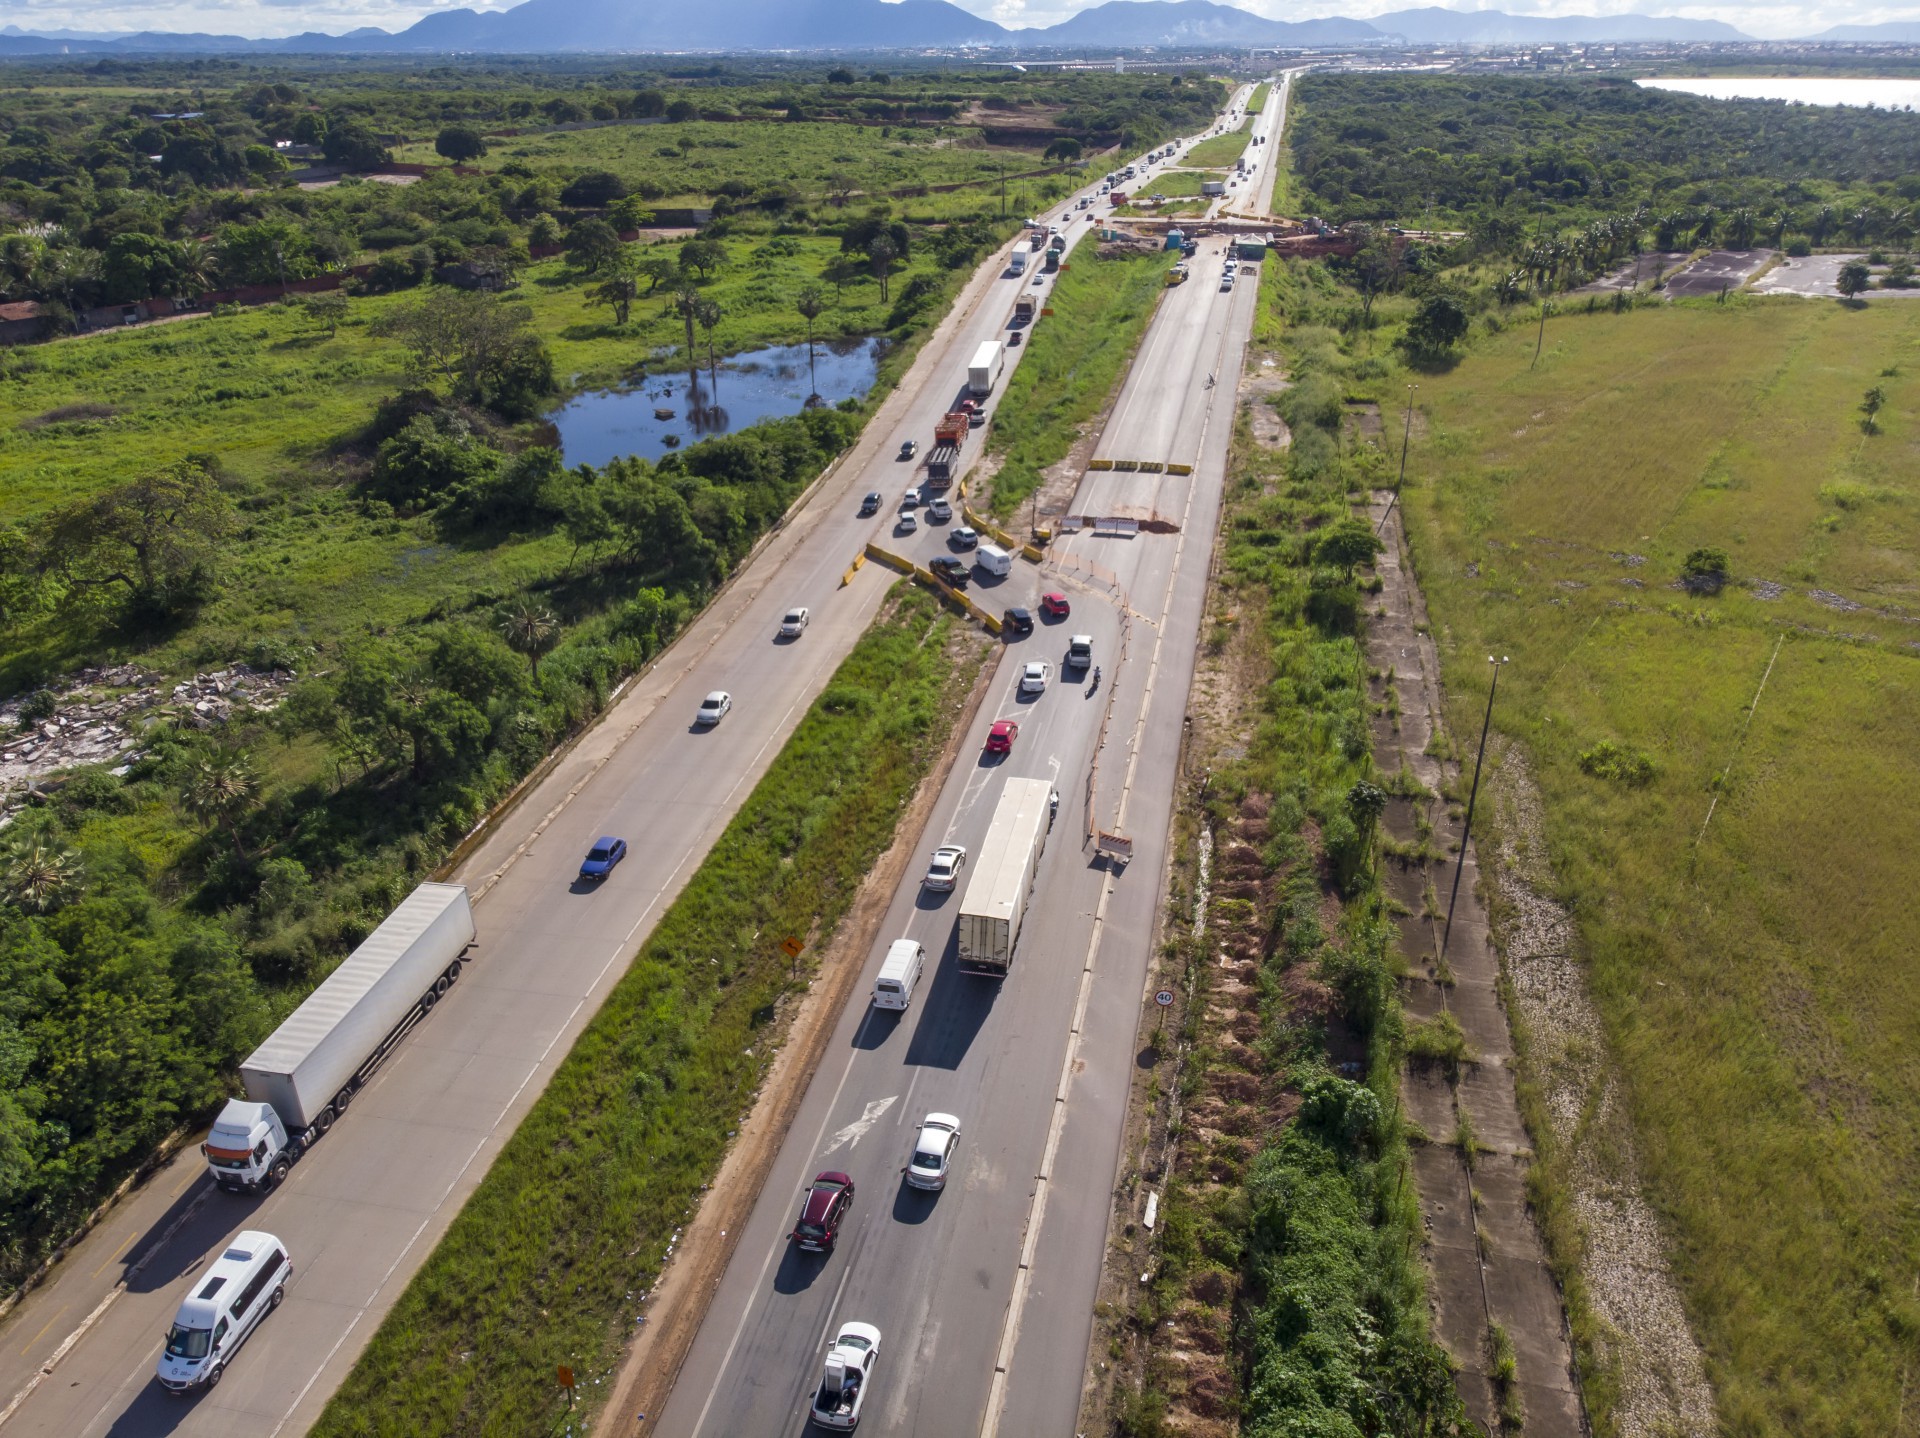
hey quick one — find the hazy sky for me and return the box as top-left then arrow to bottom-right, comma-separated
2,0 -> 1906,43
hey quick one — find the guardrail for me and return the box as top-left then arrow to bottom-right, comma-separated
859,543 -> 1003,634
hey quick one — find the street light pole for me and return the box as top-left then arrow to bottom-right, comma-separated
1376,382 -> 1416,535
1439,655 -> 1508,964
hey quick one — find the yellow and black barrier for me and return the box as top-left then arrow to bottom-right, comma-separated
1167,462 -> 1194,476
840,552 -> 867,587
1089,458 -> 1114,471
863,542 -> 915,574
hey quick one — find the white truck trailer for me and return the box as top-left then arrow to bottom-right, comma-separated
202,882 -> 476,1193
956,777 -> 1052,976
967,340 -> 1004,398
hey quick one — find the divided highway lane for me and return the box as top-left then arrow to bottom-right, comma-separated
0,104 -> 1249,1438
653,82 -> 1278,1438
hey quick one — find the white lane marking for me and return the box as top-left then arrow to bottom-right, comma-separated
898,1070 -> 921,1127
686,1004 -> 876,1438
820,1097 -> 899,1158
816,1259 -> 858,1351
0,1180 -> 216,1430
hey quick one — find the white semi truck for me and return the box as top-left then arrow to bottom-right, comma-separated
202,882 -> 476,1193
956,776 -> 1052,976
967,340 -> 1004,398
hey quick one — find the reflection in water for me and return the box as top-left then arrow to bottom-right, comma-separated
548,337 -> 886,468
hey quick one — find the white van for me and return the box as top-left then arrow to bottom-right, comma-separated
975,543 -> 1013,578
157,1230 -> 292,1392
873,939 -> 926,1010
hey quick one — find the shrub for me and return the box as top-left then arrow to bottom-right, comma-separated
1681,545 -> 1730,592
1578,739 -> 1656,787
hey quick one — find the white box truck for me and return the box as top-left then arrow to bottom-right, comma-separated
202,882 -> 475,1193
1009,249 -> 1028,276
968,341 -> 1004,398
956,777 -> 1052,976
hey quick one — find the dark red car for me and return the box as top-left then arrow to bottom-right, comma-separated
1040,592 -> 1070,620
790,1171 -> 855,1253
986,719 -> 1019,755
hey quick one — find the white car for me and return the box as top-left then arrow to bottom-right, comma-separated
923,845 -> 967,892
896,510 -> 918,535
1018,661 -> 1051,695
778,607 -> 809,638
810,1322 -> 881,1431
695,691 -> 731,726
906,1113 -> 961,1191
950,526 -> 979,550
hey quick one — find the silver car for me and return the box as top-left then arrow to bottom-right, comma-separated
906,1114 -> 961,1191
922,845 -> 967,892
695,691 -> 732,726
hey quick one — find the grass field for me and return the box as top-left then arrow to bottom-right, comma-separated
313,584 -> 985,1437
1400,296 -> 1920,1436
980,243 -> 1168,515
1246,80 -> 1272,113
391,117 -> 1057,218
1130,168 -> 1226,198
1182,124 -> 1251,169
0,230 -> 963,688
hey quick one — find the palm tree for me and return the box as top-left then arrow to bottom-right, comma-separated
181,754 -> 258,859
499,601 -> 559,676
1655,211 -> 1688,252
1727,207 -> 1757,250
694,297 -> 723,395
1849,206 -> 1876,246
1886,207 -> 1914,253
1691,207 -> 1718,248
673,285 -> 701,392
1766,209 -> 1791,247
4,841 -> 82,913
1810,204 -> 1837,245
795,284 -> 825,398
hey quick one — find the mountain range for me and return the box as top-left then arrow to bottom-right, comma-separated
0,0 -> 1844,56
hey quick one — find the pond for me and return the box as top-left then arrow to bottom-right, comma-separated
1639,77 -> 1920,110
545,337 -> 887,468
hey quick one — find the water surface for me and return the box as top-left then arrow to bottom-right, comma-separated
547,337 -> 886,468
1639,77 -> 1920,109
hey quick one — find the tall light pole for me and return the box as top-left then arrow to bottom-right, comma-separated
1376,382 -> 1416,536
1440,654 -> 1508,964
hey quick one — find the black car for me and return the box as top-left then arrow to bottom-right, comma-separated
859,492 -> 881,516
929,557 -> 970,588
1002,607 -> 1034,636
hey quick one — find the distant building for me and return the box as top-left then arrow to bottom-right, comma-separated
0,300 -> 50,346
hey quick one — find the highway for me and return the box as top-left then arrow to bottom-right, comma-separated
0,86 -> 1272,1438
647,81 -> 1290,1438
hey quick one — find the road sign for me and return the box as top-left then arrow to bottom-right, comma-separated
1154,990 -> 1175,1007
780,935 -> 804,959
557,1365 -> 574,1389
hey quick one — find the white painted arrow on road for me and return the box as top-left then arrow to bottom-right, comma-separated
822,1096 -> 897,1157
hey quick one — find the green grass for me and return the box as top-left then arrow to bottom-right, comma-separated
1182,124 -> 1251,170
1401,296 -> 1920,1436
981,243 -> 1169,516
1247,81 -> 1272,114
312,585 -> 984,1437
392,117 -> 1053,220
1131,168 -> 1227,199
0,230 -> 970,690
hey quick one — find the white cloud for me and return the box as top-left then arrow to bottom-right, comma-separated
4,0 -> 1908,44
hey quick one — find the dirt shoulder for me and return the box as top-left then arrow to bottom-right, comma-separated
594,630 -> 1002,1437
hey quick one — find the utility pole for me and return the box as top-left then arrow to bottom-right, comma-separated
1376,382 -> 1416,536
1440,655 -> 1508,964
1532,300 -> 1551,370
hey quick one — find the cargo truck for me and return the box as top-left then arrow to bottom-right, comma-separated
927,410 -> 970,483
1042,249 -> 1060,273
967,341 -> 1003,397
1009,249 -> 1027,275
1012,295 -> 1036,324
956,777 -> 1052,976
202,882 -> 476,1193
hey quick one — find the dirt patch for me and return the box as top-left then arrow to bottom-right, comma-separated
593,628 -> 1000,1437
1488,748 -> 1716,1438
20,402 -> 116,429
1240,366 -> 1293,451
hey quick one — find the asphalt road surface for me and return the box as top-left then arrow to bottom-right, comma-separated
0,90 -> 1269,1438
648,80 -> 1287,1438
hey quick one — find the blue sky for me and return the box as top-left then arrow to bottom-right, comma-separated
0,0 -> 1903,43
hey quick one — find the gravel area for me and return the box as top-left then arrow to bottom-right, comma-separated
1491,749 -> 1717,1438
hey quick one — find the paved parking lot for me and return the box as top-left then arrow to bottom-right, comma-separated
1662,248 -> 1775,298
1750,252 -> 1920,299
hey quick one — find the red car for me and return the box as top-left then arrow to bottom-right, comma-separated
986,719 -> 1019,755
790,1171 -> 855,1253
1040,592 -> 1070,620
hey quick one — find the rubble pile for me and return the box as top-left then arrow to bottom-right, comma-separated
0,662 -> 299,802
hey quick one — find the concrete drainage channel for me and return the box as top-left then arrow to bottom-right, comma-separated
1364,485 -> 1589,1437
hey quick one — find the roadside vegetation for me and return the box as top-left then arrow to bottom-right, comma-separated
1245,80 -> 1271,114
312,584 -> 986,1437
981,241 -> 1168,517
1398,296 -> 1920,1437
1291,72 -> 1920,303
1181,124 -> 1252,170
1092,259 -> 1471,1438
0,59 -> 1226,1284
